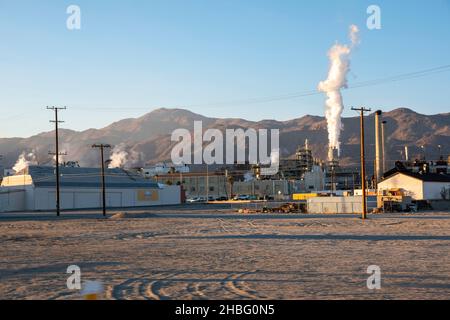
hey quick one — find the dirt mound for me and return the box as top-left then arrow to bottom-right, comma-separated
109,212 -> 131,219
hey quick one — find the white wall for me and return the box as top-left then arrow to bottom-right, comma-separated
0,190 -> 26,212
423,182 -> 450,200
33,186 -> 181,211
159,185 -> 181,205
378,174 -> 424,200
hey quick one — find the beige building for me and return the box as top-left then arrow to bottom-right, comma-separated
157,166 -> 325,199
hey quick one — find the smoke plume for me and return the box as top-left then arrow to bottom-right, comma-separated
13,152 -> 37,173
318,25 -> 360,160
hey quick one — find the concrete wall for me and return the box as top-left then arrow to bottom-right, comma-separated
429,200 -> 450,210
378,174 -> 424,200
307,196 -> 377,214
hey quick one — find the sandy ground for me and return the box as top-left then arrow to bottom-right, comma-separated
1,205 -> 449,300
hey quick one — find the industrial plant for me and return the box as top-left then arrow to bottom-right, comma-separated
1,107 -> 448,215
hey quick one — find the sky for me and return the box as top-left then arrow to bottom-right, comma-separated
0,0 -> 449,138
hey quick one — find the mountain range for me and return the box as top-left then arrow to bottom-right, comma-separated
0,107 -> 449,172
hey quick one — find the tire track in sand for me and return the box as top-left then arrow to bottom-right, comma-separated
222,272 -> 265,300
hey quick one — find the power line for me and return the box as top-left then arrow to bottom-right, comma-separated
68,64 -> 450,111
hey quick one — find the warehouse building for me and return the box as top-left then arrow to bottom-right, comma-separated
378,171 -> 450,200
0,166 -> 181,212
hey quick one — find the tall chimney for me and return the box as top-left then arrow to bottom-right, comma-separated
405,146 -> 409,161
375,110 -> 382,184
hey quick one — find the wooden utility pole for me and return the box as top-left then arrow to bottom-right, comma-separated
351,107 -> 371,220
206,163 -> 209,203
92,144 -> 111,217
47,106 -> 67,217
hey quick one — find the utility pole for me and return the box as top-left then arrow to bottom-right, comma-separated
47,106 -> 67,217
374,110 -> 382,185
206,163 -> 209,203
92,144 -> 111,217
351,107 -> 371,220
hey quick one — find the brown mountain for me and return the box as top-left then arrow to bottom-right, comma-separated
0,108 -> 448,172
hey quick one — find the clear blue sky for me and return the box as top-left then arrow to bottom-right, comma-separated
0,0 -> 449,138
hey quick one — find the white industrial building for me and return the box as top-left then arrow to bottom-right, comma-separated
142,162 -> 190,177
0,166 -> 181,212
378,171 -> 450,200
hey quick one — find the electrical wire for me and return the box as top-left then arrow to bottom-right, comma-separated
68,64 -> 450,111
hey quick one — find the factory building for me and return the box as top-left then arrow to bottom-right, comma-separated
155,172 -> 229,199
155,167 -> 325,199
378,171 -> 450,200
0,166 -> 181,212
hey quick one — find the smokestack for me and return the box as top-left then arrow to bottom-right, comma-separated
405,146 -> 409,161
375,110 -> 382,183
381,120 -> 387,174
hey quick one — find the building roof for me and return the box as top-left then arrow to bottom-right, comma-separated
382,170 -> 450,183
25,166 -> 159,189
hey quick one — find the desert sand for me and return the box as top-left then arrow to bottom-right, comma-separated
1,205 -> 449,300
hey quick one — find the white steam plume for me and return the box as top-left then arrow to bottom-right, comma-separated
318,24 -> 360,160
108,144 -> 143,169
109,145 -> 129,169
13,152 -> 37,173
52,153 -> 66,164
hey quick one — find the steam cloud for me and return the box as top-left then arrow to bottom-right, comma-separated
318,25 -> 360,160
13,152 -> 38,173
108,144 -> 143,169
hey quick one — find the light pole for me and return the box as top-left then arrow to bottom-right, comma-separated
421,145 -> 426,160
